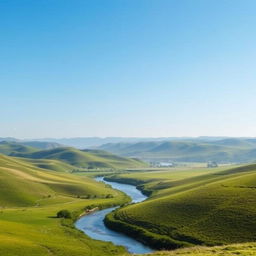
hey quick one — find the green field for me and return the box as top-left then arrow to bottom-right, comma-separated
0,154 -> 132,256
105,164 -> 256,249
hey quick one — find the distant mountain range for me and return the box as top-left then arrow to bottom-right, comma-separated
0,136 -> 237,149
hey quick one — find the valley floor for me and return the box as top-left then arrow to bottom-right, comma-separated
1,153 -> 256,256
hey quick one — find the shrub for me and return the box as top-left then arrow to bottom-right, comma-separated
56,209 -> 71,219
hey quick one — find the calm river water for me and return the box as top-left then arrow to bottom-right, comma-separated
75,177 -> 153,254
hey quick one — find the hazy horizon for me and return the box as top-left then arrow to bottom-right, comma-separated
2,135 -> 256,141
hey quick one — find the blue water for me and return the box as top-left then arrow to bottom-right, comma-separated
95,176 -> 147,203
75,177 -> 153,254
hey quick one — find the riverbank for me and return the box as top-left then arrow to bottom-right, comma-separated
75,177 -> 153,254
104,209 -> 191,250
102,174 -> 194,250
103,175 -> 153,196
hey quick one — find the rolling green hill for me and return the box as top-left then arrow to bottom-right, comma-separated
0,141 -> 39,155
0,154 -> 130,256
14,147 -> 147,169
99,139 -> 256,163
0,141 -> 147,169
0,140 -> 62,153
25,158 -> 78,172
0,154 -> 124,207
1,152 -> 256,255
104,164 -> 256,249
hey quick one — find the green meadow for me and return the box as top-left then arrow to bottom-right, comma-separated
105,164 -> 256,249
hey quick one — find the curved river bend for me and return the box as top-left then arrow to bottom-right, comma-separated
75,177 -> 153,254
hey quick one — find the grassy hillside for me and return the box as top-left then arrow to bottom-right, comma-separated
150,242 -> 256,256
0,141 -> 38,155
0,141 -> 147,169
99,139 -> 256,163
0,154 -> 130,207
13,146 -> 147,169
25,158 -> 78,172
0,154 -> 131,256
105,164 -> 256,249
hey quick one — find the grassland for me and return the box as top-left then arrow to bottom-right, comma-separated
2,152 -> 256,256
0,154 -> 132,256
105,164 -> 256,249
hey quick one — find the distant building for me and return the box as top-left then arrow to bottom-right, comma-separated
150,162 -> 174,167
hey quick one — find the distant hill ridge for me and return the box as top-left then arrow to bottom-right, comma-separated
0,141 -> 147,169
0,140 -> 62,150
2,137 -> 256,163
98,138 -> 256,163
0,136 -> 236,148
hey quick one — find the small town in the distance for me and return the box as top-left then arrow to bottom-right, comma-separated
2,0 -> 256,255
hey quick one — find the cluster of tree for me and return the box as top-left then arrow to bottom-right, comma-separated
56,209 -> 72,219
76,194 -> 113,199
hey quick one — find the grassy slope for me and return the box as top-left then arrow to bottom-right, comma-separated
13,147 -> 147,169
0,154 -> 130,207
105,164 -> 256,249
0,141 -> 38,155
25,158 -> 79,172
149,242 -> 256,256
0,141 -> 147,169
0,154 -> 131,256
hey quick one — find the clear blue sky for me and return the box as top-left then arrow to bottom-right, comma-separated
1,0 -> 256,138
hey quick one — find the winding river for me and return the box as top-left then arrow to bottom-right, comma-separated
75,177 -> 153,254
